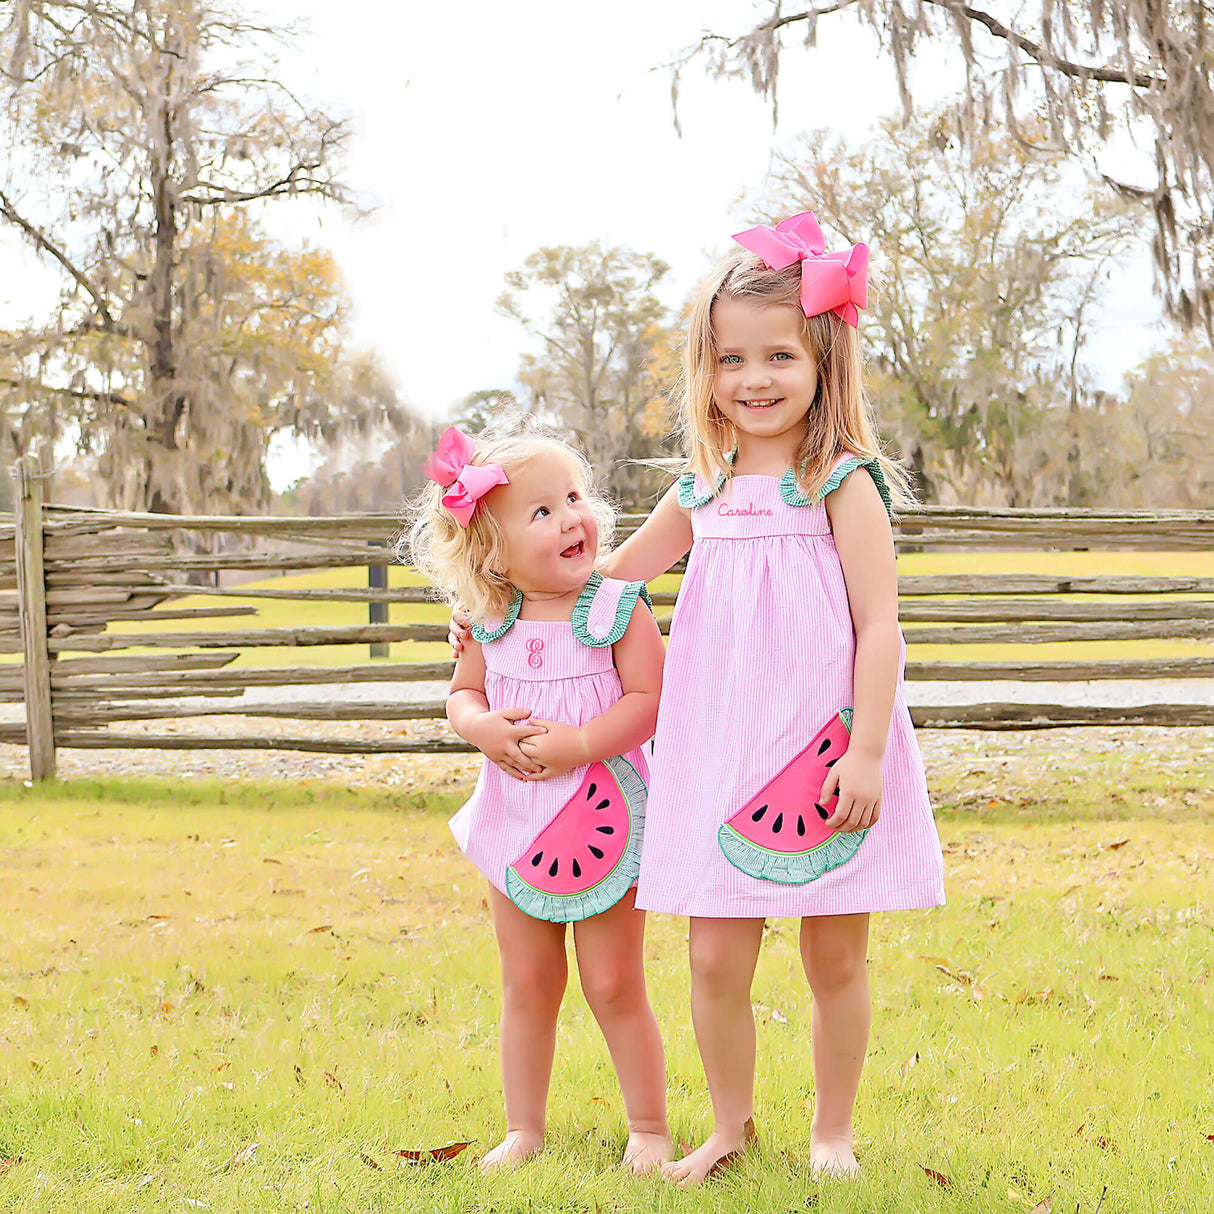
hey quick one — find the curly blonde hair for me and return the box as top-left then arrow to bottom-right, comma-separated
404,416 -> 616,622
678,249 -> 915,511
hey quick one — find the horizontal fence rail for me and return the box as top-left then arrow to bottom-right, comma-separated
4,474 -> 1214,778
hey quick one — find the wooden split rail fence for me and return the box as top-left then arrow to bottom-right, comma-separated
6,457 -> 1214,780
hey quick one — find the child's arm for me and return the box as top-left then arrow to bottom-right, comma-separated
446,637 -> 547,779
517,599 -> 664,779
598,482 -> 693,583
820,469 -> 902,832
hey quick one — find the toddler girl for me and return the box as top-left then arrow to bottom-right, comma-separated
600,212 -> 946,1183
410,419 -> 672,1173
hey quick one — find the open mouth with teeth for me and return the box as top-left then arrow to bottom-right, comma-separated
560,540 -> 586,559
739,398 -> 783,409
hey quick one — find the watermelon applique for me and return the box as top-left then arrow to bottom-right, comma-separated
505,756 -> 646,922
718,709 -> 867,884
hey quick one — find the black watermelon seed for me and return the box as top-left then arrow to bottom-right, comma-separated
530,851 -> 544,867
596,825 -> 614,835
586,782 -> 597,800
595,798 -> 611,811
772,812 -> 783,833
814,802 -> 831,821
751,804 -> 768,823
548,858 -> 559,878
797,816 -> 806,837
572,859 -> 582,879
825,758 -> 838,768
818,737 -> 832,755
588,844 -> 604,860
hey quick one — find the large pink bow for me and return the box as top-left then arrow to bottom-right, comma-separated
423,426 -> 509,528
733,211 -> 869,328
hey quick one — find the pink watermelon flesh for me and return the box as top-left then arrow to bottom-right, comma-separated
505,755 -> 646,922
718,709 -> 868,884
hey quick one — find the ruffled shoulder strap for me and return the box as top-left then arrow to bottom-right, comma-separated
821,453 -> 894,518
676,447 -> 737,508
470,587 -> 523,643
783,453 -> 893,517
571,572 -> 653,648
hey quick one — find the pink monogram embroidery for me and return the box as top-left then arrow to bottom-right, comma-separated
718,502 -> 774,517
526,638 -> 544,669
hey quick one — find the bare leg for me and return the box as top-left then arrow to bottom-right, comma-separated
573,887 -> 672,1174
799,913 -> 870,1178
481,886 -> 567,1171
663,916 -> 764,1186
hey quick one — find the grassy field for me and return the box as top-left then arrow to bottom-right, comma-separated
1,753 -> 1212,1213
64,547 -> 1214,670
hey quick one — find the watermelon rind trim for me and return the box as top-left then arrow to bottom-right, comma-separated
571,574 -> 654,649
471,587 -> 523,643
717,822 -> 868,884
504,756 -> 647,923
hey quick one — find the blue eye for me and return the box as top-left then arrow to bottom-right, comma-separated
533,506 -> 549,520
773,351 -> 792,360
719,354 -> 740,364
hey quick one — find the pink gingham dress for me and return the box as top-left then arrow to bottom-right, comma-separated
450,574 -> 653,896
635,455 -> 945,918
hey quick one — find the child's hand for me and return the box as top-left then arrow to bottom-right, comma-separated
820,750 -> 883,832
517,720 -> 590,780
448,605 -> 472,654
467,708 -> 548,780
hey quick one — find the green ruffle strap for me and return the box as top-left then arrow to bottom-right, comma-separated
470,587 -> 522,643
571,572 -> 653,648
676,446 -> 737,508
782,455 -> 894,517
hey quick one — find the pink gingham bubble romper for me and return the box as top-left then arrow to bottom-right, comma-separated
450,574 -> 653,903
635,454 -> 945,918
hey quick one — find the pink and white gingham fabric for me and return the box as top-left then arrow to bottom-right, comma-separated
636,458 -> 945,918
450,577 -> 652,895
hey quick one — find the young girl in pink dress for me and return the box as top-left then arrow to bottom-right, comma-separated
598,212 -> 946,1183
410,421 -> 672,1173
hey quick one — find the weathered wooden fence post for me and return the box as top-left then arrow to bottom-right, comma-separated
15,455 -> 56,780
368,541 -> 390,659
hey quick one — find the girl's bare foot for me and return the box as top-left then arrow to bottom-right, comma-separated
661,1118 -> 756,1186
478,1129 -> 543,1172
622,1129 -> 674,1175
809,1136 -> 860,1178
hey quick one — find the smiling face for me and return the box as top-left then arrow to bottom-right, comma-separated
488,449 -> 598,599
710,296 -> 820,451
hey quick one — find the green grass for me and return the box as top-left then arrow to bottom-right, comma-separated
1,755 -> 1212,1212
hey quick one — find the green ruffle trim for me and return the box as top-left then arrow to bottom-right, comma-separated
571,572 -> 653,648
470,587 -> 522,643
504,756 -> 646,923
676,446 -> 737,508
718,822 -> 869,884
782,455 -> 894,517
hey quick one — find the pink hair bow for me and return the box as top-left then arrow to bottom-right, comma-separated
423,426 -> 508,528
733,210 -> 870,328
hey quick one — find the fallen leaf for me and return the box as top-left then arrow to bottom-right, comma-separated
323,1071 -> 343,1091
226,1142 -> 258,1169
1098,973 -> 1119,982
359,1152 -> 382,1170
308,924 -> 333,934
923,1167 -> 950,1187
0,1157 -> 21,1176
1030,1197 -> 1052,1213
161,1001 -> 173,1014
1105,838 -> 1129,850
395,1141 -> 470,1164
12,995 -> 27,1008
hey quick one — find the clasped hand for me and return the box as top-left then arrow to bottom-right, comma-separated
471,709 -> 589,782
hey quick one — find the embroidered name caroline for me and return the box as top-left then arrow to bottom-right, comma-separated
717,502 -> 774,517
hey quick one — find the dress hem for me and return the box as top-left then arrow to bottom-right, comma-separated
634,884 -> 945,919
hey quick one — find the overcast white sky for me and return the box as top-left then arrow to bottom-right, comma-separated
0,0 -> 1167,488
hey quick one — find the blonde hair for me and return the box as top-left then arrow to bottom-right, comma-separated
679,249 -> 915,511
404,416 -> 616,622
